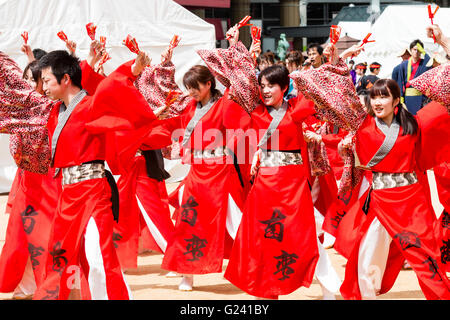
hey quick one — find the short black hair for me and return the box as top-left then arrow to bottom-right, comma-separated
409,39 -> 424,50
307,43 -> 323,55
32,48 -> 48,60
258,64 -> 290,93
38,50 -> 82,89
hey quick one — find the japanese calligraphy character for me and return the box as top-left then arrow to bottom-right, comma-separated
260,209 -> 286,242
274,250 -> 298,280
184,234 -> 207,261
181,196 -> 199,227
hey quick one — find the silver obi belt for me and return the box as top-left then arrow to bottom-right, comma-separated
62,162 -> 106,185
260,150 -> 303,168
189,146 -> 231,159
372,171 -> 418,190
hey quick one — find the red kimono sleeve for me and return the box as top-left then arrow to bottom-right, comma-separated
321,128 -> 347,148
415,101 -> 450,171
140,115 -> 183,150
80,60 -> 106,96
85,60 -> 157,174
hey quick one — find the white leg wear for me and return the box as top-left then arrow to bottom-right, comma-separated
357,217 -> 391,299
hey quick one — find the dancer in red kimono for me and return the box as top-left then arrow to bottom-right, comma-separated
0,45 -> 156,299
292,40 -> 450,300
197,25 -> 347,300
0,41 -> 105,299
138,45 -> 246,291
110,42 -> 186,270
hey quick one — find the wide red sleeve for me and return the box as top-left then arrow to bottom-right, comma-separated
415,101 -> 450,171
80,60 -> 106,96
290,95 -> 317,125
222,89 -> 252,130
321,127 -> 348,148
85,60 -> 157,174
140,115 -> 183,150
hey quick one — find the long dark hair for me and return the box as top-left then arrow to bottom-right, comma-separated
23,60 -> 41,82
183,65 -> 222,103
367,79 -> 418,135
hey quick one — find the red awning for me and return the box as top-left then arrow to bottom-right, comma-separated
205,18 -> 227,40
174,0 -> 230,8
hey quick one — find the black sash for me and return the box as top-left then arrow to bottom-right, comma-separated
141,149 -> 171,182
83,160 -> 119,223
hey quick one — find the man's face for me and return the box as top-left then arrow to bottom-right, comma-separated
372,68 -> 380,75
410,45 -> 422,61
307,47 -> 322,68
41,67 -> 65,101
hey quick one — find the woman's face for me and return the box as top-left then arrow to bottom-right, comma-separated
186,81 -> 211,103
260,76 -> 285,108
24,69 -> 44,94
370,90 -> 399,122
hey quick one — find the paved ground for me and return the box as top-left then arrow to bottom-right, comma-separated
0,171 -> 444,300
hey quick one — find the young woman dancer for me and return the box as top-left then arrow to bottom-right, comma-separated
291,41 -> 450,299
196,25 -> 342,299
137,44 -> 246,292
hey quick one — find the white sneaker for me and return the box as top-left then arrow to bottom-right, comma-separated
322,232 -> 336,249
166,271 -> 180,278
178,275 -> 194,291
320,284 -> 336,300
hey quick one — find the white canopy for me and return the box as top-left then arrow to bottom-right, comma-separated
0,0 -> 214,191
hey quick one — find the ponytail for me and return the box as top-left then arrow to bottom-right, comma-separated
395,102 -> 418,136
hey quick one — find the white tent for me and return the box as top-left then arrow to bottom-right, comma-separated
349,5 -> 450,79
337,21 -> 372,43
0,0 -> 215,190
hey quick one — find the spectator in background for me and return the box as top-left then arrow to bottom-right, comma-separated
348,59 -> 356,85
285,50 -> 304,98
257,51 -> 275,72
391,48 -> 411,98
356,62 -> 381,95
306,43 -> 324,69
354,62 -> 367,86
394,39 -> 432,114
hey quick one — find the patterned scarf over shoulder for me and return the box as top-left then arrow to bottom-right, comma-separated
290,58 -> 367,132
292,58 -> 368,194
197,41 -> 261,114
0,51 -> 54,174
134,61 -> 191,120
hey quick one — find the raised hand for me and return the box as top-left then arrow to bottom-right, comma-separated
132,50 -> 151,76
87,40 -> 105,69
226,25 -> 239,46
340,44 -> 364,60
66,40 -> 77,56
21,43 -> 35,62
323,43 -> 339,65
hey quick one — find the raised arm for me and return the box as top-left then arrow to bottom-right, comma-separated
135,41 -> 191,120
0,51 -> 54,173
427,24 -> 450,56
290,43 -> 367,133
0,51 -> 54,134
197,25 -> 261,115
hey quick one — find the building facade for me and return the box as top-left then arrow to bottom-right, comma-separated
176,0 -> 448,54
